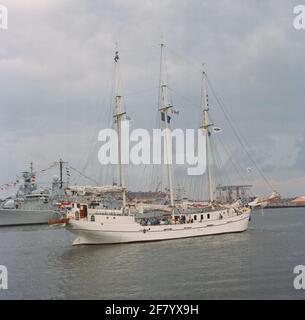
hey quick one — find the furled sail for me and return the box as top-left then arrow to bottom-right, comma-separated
66,185 -> 124,196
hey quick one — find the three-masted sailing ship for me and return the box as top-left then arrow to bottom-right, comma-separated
65,45 -> 253,245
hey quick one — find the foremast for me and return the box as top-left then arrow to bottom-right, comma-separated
113,50 -> 127,208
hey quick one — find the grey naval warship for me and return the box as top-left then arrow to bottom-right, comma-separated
0,163 -> 63,226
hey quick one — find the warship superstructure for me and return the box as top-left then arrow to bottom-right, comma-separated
0,163 -> 63,226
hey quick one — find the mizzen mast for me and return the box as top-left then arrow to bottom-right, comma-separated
202,67 -> 214,202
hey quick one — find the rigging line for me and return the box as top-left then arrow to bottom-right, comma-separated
108,60 -> 116,127
165,87 -> 249,197
80,97 -> 107,174
148,114 -> 159,192
167,86 -> 203,132
207,77 -> 274,191
168,48 -> 268,185
158,43 -> 163,110
164,87 -> 203,200
150,81 -> 162,185
124,87 -> 159,97
149,45 -> 164,193
97,56 -> 120,187
208,113 -> 250,187
215,141 -> 234,190
142,164 -> 149,191
207,79 -> 259,167
210,134 -> 228,187
166,46 -> 203,76
79,61 -> 116,185
39,161 -> 58,173
80,58 -> 115,181
117,57 -> 129,118
167,86 -> 200,110
164,48 -> 273,191
69,166 -> 99,186
217,134 -> 249,187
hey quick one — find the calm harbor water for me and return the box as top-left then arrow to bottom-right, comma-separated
0,207 -> 305,300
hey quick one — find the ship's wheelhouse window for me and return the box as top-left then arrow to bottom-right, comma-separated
207,214 -> 210,219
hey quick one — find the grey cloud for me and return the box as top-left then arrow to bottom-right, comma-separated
0,0 -> 304,198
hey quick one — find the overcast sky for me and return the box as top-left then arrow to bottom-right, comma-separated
0,0 -> 304,198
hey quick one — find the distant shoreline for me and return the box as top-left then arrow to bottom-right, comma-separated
265,205 -> 305,209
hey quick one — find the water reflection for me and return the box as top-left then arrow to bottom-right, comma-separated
0,208 -> 305,299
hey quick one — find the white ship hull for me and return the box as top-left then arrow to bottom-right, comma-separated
67,211 -> 250,245
0,209 -> 60,227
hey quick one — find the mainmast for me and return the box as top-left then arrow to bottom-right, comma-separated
113,50 -> 127,208
202,68 -> 214,202
159,43 -> 174,207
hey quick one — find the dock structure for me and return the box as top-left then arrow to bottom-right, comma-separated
216,184 -> 253,203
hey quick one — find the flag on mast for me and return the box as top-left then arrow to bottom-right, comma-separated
171,109 -> 180,116
161,112 -> 171,123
